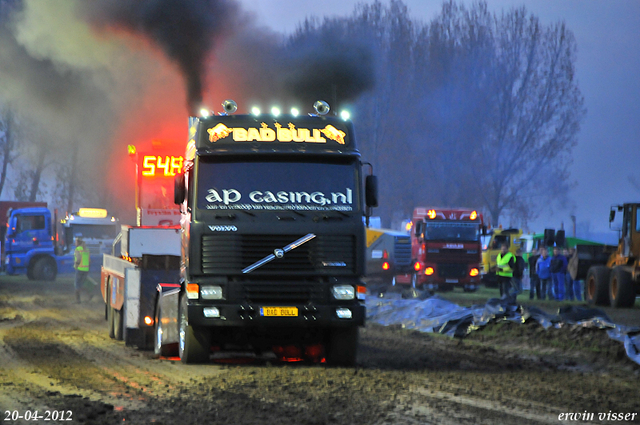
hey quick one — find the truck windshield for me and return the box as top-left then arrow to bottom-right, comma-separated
196,159 -> 359,212
68,224 -> 118,240
424,222 -> 479,242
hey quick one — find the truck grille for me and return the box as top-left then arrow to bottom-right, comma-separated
243,281 -> 326,304
201,234 -> 355,275
393,236 -> 412,266
437,263 -> 468,279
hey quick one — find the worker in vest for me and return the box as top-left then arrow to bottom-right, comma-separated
74,237 -> 90,303
495,243 -> 515,299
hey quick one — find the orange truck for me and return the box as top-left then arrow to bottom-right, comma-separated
394,207 -> 484,292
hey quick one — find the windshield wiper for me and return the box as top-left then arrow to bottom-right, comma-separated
242,233 -> 316,274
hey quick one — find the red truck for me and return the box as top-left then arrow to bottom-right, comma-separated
394,207 -> 484,292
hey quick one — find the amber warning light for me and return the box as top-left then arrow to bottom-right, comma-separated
427,209 -> 437,219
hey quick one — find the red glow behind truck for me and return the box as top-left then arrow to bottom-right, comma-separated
395,207 -> 484,292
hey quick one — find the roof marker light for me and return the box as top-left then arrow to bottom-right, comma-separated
199,108 -> 211,117
290,108 -> 299,117
313,100 -> 330,115
251,106 -> 261,116
340,110 -> 350,121
271,106 -> 281,117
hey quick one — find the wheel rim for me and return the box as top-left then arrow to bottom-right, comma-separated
611,276 -> 618,301
587,277 -> 595,299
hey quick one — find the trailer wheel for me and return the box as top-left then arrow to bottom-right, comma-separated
325,327 -> 358,367
585,266 -> 611,306
178,294 -> 211,364
609,266 -> 635,308
107,283 -> 115,339
113,306 -> 124,341
155,298 -> 178,358
33,257 -> 57,281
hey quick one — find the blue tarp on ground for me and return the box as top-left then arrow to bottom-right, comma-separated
366,292 -> 640,365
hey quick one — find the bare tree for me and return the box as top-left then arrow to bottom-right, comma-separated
288,1 -> 584,228
471,5 -> 584,225
0,104 -> 19,198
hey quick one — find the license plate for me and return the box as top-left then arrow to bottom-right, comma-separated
446,279 -> 459,283
260,306 -> 298,317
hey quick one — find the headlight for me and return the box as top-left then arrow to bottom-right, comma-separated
332,285 -> 355,300
201,285 -> 223,300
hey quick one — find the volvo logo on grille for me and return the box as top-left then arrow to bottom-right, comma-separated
322,261 -> 347,267
274,249 -> 285,258
208,225 -> 238,231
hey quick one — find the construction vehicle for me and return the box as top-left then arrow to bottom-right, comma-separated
395,208 -> 484,292
481,228 -> 525,287
104,100 -> 377,365
365,227 -> 412,289
3,205 -> 118,281
571,203 -> 639,308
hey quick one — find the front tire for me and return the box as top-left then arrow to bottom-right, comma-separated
411,273 -> 421,289
178,294 -> 211,364
610,266 -> 635,308
325,327 -> 358,367
585,266 -> 611,306
33,257 -> 57,281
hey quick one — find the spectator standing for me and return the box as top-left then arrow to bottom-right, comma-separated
565,248 -> 582,301
536,248 -> 552,300
495,244 -> 516,299
74,237 -> 90,304
550,247 -> 567,301
528,248 -> 541,299
512,248 -> 526,299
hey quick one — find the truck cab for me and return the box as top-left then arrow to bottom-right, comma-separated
396,208 -> 484,292
4,206 -> 118,281
154,102 -> 377,365
4,207 -> 56,280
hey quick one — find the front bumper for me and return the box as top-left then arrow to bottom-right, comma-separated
187,302 -> 366,328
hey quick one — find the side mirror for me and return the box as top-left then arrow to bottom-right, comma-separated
481,225 -> 488,236
365,175 -> 378,208
609,210 -> 615,222
415,221 -> 424,238
174,172 -> 185,204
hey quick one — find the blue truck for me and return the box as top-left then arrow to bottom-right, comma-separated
3,205 -> 118,281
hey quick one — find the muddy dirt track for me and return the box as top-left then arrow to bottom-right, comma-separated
1,276 -> 639,425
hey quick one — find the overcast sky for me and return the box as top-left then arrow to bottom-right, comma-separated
242,0 -> 639,239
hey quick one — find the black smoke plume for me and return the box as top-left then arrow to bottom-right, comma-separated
78,0 -> 239,115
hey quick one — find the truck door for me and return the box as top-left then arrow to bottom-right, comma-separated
13,213 -> 48,252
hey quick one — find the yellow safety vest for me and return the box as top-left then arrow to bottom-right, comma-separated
75,246 -> 90,272
496,252 -> 514,277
